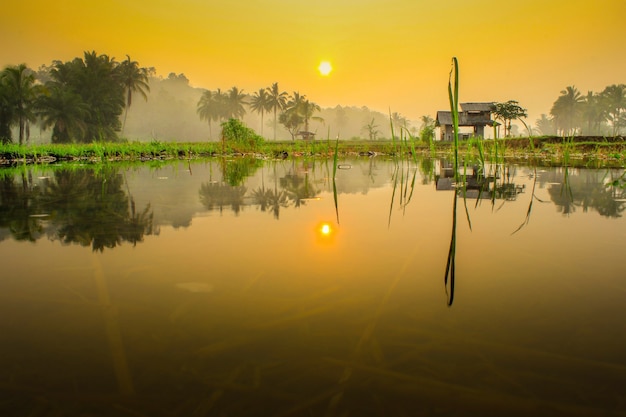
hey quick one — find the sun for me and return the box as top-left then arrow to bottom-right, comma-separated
318,61 -> 332,76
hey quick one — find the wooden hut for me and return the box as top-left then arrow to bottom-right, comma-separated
435,102 -> 497,141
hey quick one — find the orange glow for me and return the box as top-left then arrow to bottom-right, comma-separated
0,1 -> 624,123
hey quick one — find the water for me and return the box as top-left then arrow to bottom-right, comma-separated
1,157 -> 625,416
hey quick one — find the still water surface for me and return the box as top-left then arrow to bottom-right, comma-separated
1,157 -> 625,416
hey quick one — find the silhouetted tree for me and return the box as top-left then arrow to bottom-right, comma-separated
600,84 -> 626,136
493,100 -> 527,137
1,64 -> 40,144
249,88 -> 271,137
225,86 -> 247,120
36,85 -> 89,143
266,82 -> 288,140
535,114 -> 556,136
119,55 -> 150,136
197,89 -> 220,140
362,118 -> 380,140
550,86 -> 584,136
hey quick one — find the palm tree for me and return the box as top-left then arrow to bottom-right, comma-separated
197,89 -> 220,139
600,84 -> 626,136
225,86 -> 247,120
36,85 -> 90,143
249,88 -> 271,136
118,55 -> 150,136
266,82 -> 288,140
301,99 -> 323,134
580,91 -> 605,135
391,112 -> 408,132
0,80 -> 14,143
1,64 -> 39,145
550,86 -> 584,136
535,114 -> 556,136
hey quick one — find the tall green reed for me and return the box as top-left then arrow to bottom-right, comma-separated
444,57 -> 460,306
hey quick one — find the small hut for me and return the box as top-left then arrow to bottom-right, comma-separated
436,102 -> 497,141
297,131 -> 316,140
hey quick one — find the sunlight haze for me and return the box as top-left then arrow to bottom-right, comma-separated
2,0 -> 624,124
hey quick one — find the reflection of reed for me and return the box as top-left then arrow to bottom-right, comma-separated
444,192 -> 457,306
332,137 -> 340,224
92,255 -> 134,396
512,168 -> 545,234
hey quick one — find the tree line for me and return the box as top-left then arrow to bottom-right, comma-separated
197,83 -> 326,141
0,51 -> 150,144
537,84 -> 626,136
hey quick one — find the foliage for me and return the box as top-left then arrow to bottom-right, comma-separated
119,55 -> 150,135
278,92 -> 323,140
249,88 -> 272,137
362,118 -> 381,140
419,115 -> 436,143
493,100 -> 527,137
0,64 -> 41,145
266,82 -> 288,140
220,118 -> 263,149
550,86 -> 585,136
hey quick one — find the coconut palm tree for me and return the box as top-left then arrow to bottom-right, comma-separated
249,88 -> 271,136
225,86 -> 246,120
197,89 -> 220,139
266,82 -> 288,140
118,55 -> 150,136
0,80 -> 14,143
535,114 -> 556,136
36,85 -> 90,143
1,64 -> 39,145
600,84 -> 626,136
300,99 -> 323,134
550,86 -> 584,136
580,91 -> 605,135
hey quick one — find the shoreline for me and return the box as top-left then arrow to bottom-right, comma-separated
1,136 -> 625,168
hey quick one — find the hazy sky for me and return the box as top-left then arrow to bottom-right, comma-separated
2,0 -> 625,123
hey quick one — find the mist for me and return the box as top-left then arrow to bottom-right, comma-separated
122,73 -> 403,143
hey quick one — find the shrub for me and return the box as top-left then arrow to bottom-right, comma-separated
221,118 -> 264,149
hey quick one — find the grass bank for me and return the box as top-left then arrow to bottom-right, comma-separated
1,136 -> 625,167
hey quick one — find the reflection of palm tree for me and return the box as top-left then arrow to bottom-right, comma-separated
280,171 -> 319,208
199,183 -> 247,215
43,168 -> 155,251
267,189 -> 289,219
0,174 -> 43,241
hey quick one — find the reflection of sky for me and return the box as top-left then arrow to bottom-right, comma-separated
1,160 -> 626,415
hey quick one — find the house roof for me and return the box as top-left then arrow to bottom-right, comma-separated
460,102 -> 495,112
436,110 -> 498,127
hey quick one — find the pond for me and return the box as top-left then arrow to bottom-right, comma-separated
1,156 -> 625,416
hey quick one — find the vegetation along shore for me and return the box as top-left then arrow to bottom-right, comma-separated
1,135 -> 625,168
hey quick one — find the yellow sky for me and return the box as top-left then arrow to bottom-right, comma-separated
2,0 -> 625,123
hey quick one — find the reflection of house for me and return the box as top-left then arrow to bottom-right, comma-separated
434,160 -> 525,200
436,102 -> 497,141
